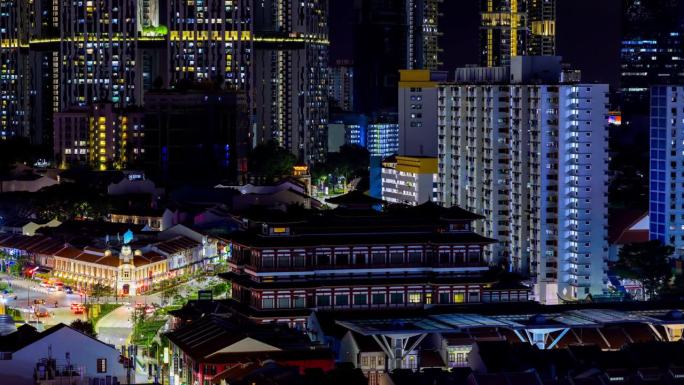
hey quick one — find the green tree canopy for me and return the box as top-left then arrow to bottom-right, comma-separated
615,240 -> 674,299
70,319 -> 97,338
248,141 -> 297,182
311,144 -> 369,183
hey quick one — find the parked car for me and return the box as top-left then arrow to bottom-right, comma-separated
34,306 -> 49,317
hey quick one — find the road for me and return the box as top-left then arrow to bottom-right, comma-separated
96,304 -> 133,346
0,273 -> 222,383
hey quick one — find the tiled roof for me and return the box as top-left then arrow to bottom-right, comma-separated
166,314 -> 322,362
609,209 -> 648,244
54,246 -> 82,258
154,236 -> 200,254
0,234 -> 66,255
134,252 -> 166,267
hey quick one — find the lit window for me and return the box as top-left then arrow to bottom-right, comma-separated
97,358 -> 107,373
408,293 -> 421,303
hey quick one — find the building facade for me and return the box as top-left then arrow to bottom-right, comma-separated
621,0 -> 684,111
620,32 -> 684,111
2,0 -> 330,167
480,0 -> 556,67
406,0 -> 443,70
60,0 -> 142,109
650,85 -> 684,255
353,0 -> 442,117
143,90 -> 249,182
398,69 -> 446,157
436,58 -> 609,303
223,204 -> 530,326
329,60 -> 354,112
381,156 -> 437,205
0,0 -> 30,139
53,103 -> 145,170
368,122 -> 400,158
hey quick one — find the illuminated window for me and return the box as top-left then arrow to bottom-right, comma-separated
453,293 -> 465,303
408,293 -> 421,303
96,358 -> 107,373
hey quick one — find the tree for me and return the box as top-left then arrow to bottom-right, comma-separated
247,141 -> 297,182
663,273 -> 684,300
615,240 -> 674,299
70,319 -> 97,338
90,283 -> 114,303
311,144 -> 369,188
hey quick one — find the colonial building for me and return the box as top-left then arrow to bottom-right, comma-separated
1,223 -> 219,295
222,198 -> 529,326
52,245 -> 167,295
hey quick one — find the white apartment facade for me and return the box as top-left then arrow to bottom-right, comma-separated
436,58 -> 609,303
398,70 -> 447,157
381,156 -> 437,206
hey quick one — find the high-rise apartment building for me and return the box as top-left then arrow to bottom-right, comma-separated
649,85 -> 684,255
0,0 -> 30,139
527,0 -> 556,57
166,0 -> 252,90
621,32 -> 684,111
143,89 -> 249,183
54,103 -> 144,170
329,60 -> 354,112
480,0 -> 556,67
620,0 -> 684,111
407,0 -> 443,70
436,57 -> 609,304
353,0 -> 442,116
60,0 -> 142,109
398,69 -> 446,157
2,0 -> 330,171
252,0 -> 329,164
368,123 -> 400,158
167,0 -> 329,163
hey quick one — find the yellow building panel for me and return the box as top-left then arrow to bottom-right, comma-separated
399,69 -> 437,89
394,156 -> 438,174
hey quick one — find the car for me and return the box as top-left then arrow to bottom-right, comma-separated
39,282 -> 50,288
47,287 -> 56,293
34,306 -> 49,317
33,298 -> 45,305
64,286 -> 73,294
71,303 -> 85,314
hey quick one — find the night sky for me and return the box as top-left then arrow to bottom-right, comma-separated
330,0 -> 622,87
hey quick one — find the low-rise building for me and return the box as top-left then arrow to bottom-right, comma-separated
3,223 -> 219,295
166,314 -> 334,385
109,208 -> 165,232
381,156 -> 437,205
52,245 -> 167,296
0,323 -> 125,385
0,218 -> 61,236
